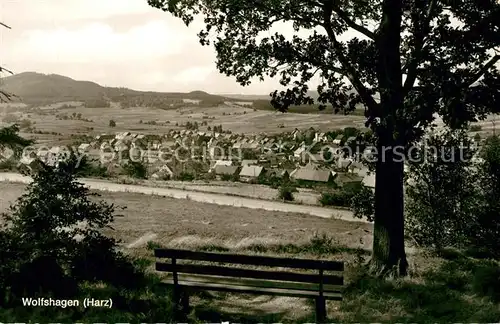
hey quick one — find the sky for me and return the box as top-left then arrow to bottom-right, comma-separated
0,0 -> 351,95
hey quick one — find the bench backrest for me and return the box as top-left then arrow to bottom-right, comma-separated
155,248 -> 344,290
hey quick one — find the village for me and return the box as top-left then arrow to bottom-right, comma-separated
9,125 -> 379,204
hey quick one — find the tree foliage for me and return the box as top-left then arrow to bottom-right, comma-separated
473,135 -> 500,256
149,0 -> 500,275
148,0 -> 499,132
405,128 -> 480,250
403,131 -> 500,257
351,185 -> 375,222
0,154 -> 140,306
0,125 -> 33,158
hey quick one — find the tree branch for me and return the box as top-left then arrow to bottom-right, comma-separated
331,4 -> 376,40
463,54 -> 500,88
0,66 -> 14,75
306,0 -> 376,39
403,0 -> 437,93
321,2 -> 379,117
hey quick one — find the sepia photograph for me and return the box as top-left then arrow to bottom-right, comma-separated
0,0 -> 499,322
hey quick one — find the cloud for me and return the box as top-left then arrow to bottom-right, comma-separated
9,20 -> 193,64
175,66 -> 215,84
1,0 -> 155,23
0,0 -> 360,94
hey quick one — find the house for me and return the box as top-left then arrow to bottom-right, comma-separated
315,132 -> 327,142
210,159 -> 233,171
151,165 -> 174,180
78,143 -> 90,153
305,153 -> 327,164
44,146 -> 66,166
337,157 -> 353,170
332,134 -> 343,145
18,155 -> 45,174
214,165 -> 239,179
239,165 -> 265,182
335,172 -> 363,187
362,172 -> 376,191
115,132 -> 131,140
294,146 -> 307,159
241,159 -> 259,167
114,141 -> 128,152
349,162 -> 369,177
269,169 -> 291,181
290,165 -> 336,183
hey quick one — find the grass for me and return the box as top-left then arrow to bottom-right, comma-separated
1,233 -> 499,322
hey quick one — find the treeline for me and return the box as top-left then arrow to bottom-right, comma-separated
252,100 -> 365,116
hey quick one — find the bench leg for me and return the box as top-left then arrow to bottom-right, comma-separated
181,289 -> 190,313
315,296 -> 326,323
173,287 -> 190,320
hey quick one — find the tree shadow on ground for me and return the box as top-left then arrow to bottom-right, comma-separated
340,253 -> 500,323
187,290 -> 338,323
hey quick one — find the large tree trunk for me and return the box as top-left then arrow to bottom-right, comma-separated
371,0 -> 407,276
371,140 -> 408,276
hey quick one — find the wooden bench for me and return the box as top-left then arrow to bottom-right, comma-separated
154,248 -> 344,322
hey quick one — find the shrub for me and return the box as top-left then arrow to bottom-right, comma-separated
351,185 -> 375,222
109,120 -> 116,127
123,161 -> 147,179
0,155 -> 142,306
75,155 -> 109,178
470,125 -> 482,131
278,184 -> 297,201
319,184 -> 362,208
178,172 -> 195,181
472,263 -> 500,302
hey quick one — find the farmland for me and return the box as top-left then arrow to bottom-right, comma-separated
0,182 -> 373,255
0,101 -> 367,147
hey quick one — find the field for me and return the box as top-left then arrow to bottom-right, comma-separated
2,101 -> 496,149
0,182 -> 372,254
0,101 -> 367,146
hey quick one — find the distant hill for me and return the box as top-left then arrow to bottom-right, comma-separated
0,72 -> 241,105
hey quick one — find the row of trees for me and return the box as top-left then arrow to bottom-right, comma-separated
351,128 -> 500,257
405,130 -> 500,256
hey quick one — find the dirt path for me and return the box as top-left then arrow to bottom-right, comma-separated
0,172 -> 361,223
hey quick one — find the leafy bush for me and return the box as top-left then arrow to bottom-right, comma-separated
472,135 -> 500,257
109,119 -> 116,127
351,185 -> 375,222
0,155 -> 142,306
405,128 -> 479,250
123,161 -> 147,179
74,155 -> 109,178
472,263 -> 500,302
319,184 -> 362,208
177,172 -> 194,181
278,184 -> 297,201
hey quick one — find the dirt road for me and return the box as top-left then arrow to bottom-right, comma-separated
0,172 -> 361,222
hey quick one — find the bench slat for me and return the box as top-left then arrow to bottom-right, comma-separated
155,249 -> 343,271
161,281 -> 343,300
163,274 -> 343,293
156,262 -> 343,285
